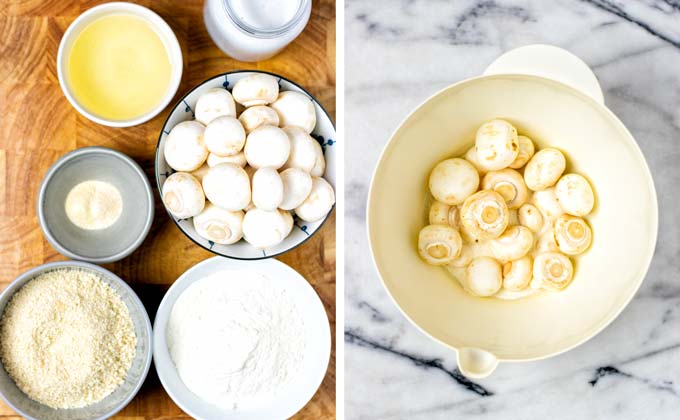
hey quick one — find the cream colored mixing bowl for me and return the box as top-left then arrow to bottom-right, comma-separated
367,45 -> 658,378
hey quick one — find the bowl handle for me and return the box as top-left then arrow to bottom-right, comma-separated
483,44 -> 604,105
457,347 -> 499,379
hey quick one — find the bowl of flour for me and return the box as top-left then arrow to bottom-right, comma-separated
153,256 -> 331,420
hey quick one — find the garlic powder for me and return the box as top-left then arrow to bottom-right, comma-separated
65,180 -> 123,230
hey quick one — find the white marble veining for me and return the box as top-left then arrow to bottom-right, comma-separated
344,1 -> 680,418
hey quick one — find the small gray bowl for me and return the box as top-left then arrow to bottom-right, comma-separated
0,261 -> 153,420
38,147 -> 154,263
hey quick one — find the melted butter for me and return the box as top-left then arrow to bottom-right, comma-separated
67,14 -> 171,121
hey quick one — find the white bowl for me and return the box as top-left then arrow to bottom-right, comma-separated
57,2 -> 183,127
155,71 -> 337,260
153,256 -> 331,420
368,45 -> 658,378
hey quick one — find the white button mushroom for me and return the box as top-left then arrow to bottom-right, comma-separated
162,172 -> 205,219
309,139 -> 326,177
555,173 -> 595,216
466,257 -> 502,297
532,187 -> 564,222
474,119 -> 519,171
193,203 -> 244,245
207,151 -> 246,168
202,163 -> 251,211
251,167 -> 283,211
532,252 -> 574,292
489,225 -> 534,263
164,121 -> 208,172
460,190 -> 509,240
244,125 -> 291,169
190,164 -> 211,182
204,116 -> 246,157
481,168 -> 528,209
518,203 -> 543,232
282,126 -> 319,173
508,208 -> 519,226
428,201 -> 460,229
195,88 -> 236,125
281,209 -> 294,236
535,230 -> 560,254
429,158 -> 479,206
238,105 -> 280,133
231,73 -> 279,107
242,208 -> 293,249
279,168 -> 313,210
554,214 -> 592,255
447,244 -> 473,268
523,148 -> 566,191
502,256 -> 532,291
464,146 -> 487,175
417,224 -> 462,265
509,135 -> 535,169
294,176 -> 335,222
270,91 -> 317,133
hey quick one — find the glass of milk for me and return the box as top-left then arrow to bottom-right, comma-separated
204,0 -> 312,62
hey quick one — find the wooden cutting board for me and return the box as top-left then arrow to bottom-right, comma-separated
0,0 -> 336,419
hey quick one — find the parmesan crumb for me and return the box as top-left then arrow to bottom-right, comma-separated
0,268 -> 136,409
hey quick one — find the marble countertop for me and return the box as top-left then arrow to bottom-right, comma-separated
344,0 -> 680,418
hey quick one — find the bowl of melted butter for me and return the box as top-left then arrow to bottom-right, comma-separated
57,2 -> 183,127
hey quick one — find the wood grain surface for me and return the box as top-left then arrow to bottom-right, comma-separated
0,0 -> 336,419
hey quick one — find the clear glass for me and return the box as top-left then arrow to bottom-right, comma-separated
204,0 -> 312,62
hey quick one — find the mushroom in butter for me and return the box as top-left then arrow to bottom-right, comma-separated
460,190 -> 509,240
417,224 -> 462,265
466,257 -> 502,297
474,119 -> 519,171
555,173 -> 595,216
524,148 -> 566,191
429,158 -> 479,206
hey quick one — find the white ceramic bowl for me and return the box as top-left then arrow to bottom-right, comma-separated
153,256 -> 331,420
0,261 -> 153,420
368,45 -> 658,378
57,2 -> 183,127
155,71 -> 337,260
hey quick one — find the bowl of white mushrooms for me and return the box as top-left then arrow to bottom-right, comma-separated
419,119 -> 596,300
155,71 -> 336,259
367,45 -> 657,378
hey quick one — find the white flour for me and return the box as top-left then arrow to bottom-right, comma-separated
166,270 -> 305,409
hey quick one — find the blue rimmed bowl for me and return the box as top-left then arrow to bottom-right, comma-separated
155,71 -> 336,260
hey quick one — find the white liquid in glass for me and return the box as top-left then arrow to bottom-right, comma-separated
231,0 -> 300,30
204,0 -> 311,62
